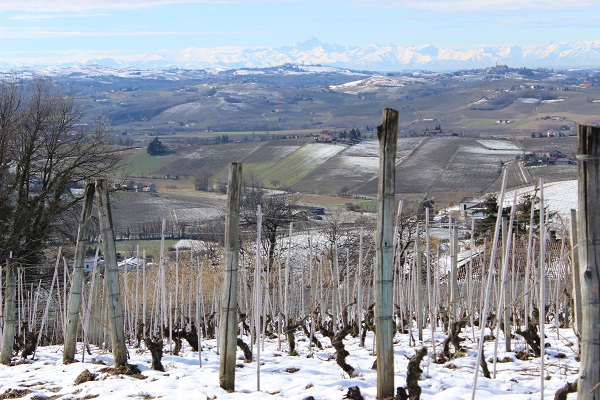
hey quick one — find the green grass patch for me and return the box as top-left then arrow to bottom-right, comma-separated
465,119 -> 497,127
509,120 -> 531,129
116,239 -> 178,261
121,148 -> 179,177
254,143 -> 345,188
357,199 -> 378,212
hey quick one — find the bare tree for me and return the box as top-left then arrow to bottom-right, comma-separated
0,78 -> 121,267
394,208 -> 420,267
0,77 -> 122,363
194,166 -> 213,191
241,188 -> 298,270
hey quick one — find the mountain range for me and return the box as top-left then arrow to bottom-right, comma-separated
4,37 -> 600,72
197,37 -> 600,71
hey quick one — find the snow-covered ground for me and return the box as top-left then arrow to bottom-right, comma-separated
476,140 -> 522,152
504,179 -> 577,223
0,325 -> 579,399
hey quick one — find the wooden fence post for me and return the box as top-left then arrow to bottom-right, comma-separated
219,162 -> 242,392
450,224 -> 459,323
1,254 -> 15,365
577,125 -> 600,400
570,209 -> 583,342
96,179 -> 128,367
64,183 -> 95,363
415,224 -> 423,341
375,108 -> 398,399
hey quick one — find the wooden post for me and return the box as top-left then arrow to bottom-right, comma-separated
375,108 -> 398,399
254,204 -> 263,390
570,209 -> 583,340
219,162 -> 242,392
524,200 -> 535,327
502,217 -> 512,352
426,207 -> 436,359
577,125 -> 600,400
539,178 -> 546,396
472,169 -> 508,400
284,222 -> 293,327
34,249 -> 61,360
357,228 -> 364,347
468,218 -> 475,339
450,224 -> 459,323
159,219 -> 167,334
415,224 -> 423,341
96,179 -> 128,367
1,253 -> 15,365
64,183 -> 95,363
493,198 -> 516,378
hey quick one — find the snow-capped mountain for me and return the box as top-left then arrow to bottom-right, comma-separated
4,37 -> 600,71
184,37 -> 600,71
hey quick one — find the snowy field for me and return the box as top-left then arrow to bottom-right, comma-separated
476,140 -> 522,152
504,179 -> 577,222
0,325 -> 579,400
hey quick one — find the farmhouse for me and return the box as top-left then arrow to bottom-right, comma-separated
530,149 -> 561,159
546,130 -> 564,137
315,132 -> 335,142
122,180 -> 158,192
69,257 -> 105,273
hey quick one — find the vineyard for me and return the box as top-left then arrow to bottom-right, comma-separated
0,152 -> 587,400
0,185 -> 581,399
2,63 -> 600,400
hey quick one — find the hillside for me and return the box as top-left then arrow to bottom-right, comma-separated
11,64 -> 583,228
14,64 -> 599,139
113,134 -> 577,235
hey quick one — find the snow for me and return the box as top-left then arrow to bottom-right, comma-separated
329,75 -> 427,94
503,179 -> 577,222
0,325 -> 579,399
461,146 -> 523,156
541,99 -> 565,103
519,98 -> 539,104
298,143 -> 346,163
477,140 -> 522,151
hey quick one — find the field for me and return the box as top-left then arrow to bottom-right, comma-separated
62,65 -> 600,146
247,142 -> 347,188
91,66 -> 588,233
111,132 -> 578,236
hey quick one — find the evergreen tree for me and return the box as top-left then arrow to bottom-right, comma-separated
147,137 -> 169,155
476,188 -> 548,239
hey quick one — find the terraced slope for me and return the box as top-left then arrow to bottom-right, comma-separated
290,140 -> 380,194
123,135 -> 576,207
352,137 -> 464,197
433,146 -> 525,194
252,142 -> 347,188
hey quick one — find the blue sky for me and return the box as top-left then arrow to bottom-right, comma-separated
1,0 -> 600,66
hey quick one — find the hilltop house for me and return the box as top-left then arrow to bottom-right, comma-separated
69,257 -> 105,273
315,132 -> 335,142
122,180 -> 157,192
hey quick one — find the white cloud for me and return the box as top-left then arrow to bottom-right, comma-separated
500,16 -> 600,27
346,0 -> 599,12
9,13 -> 109,20
0,0 -> 286,12
3,0 -> 597,13
0,28 -> 256,39
0,49 -> 169,66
